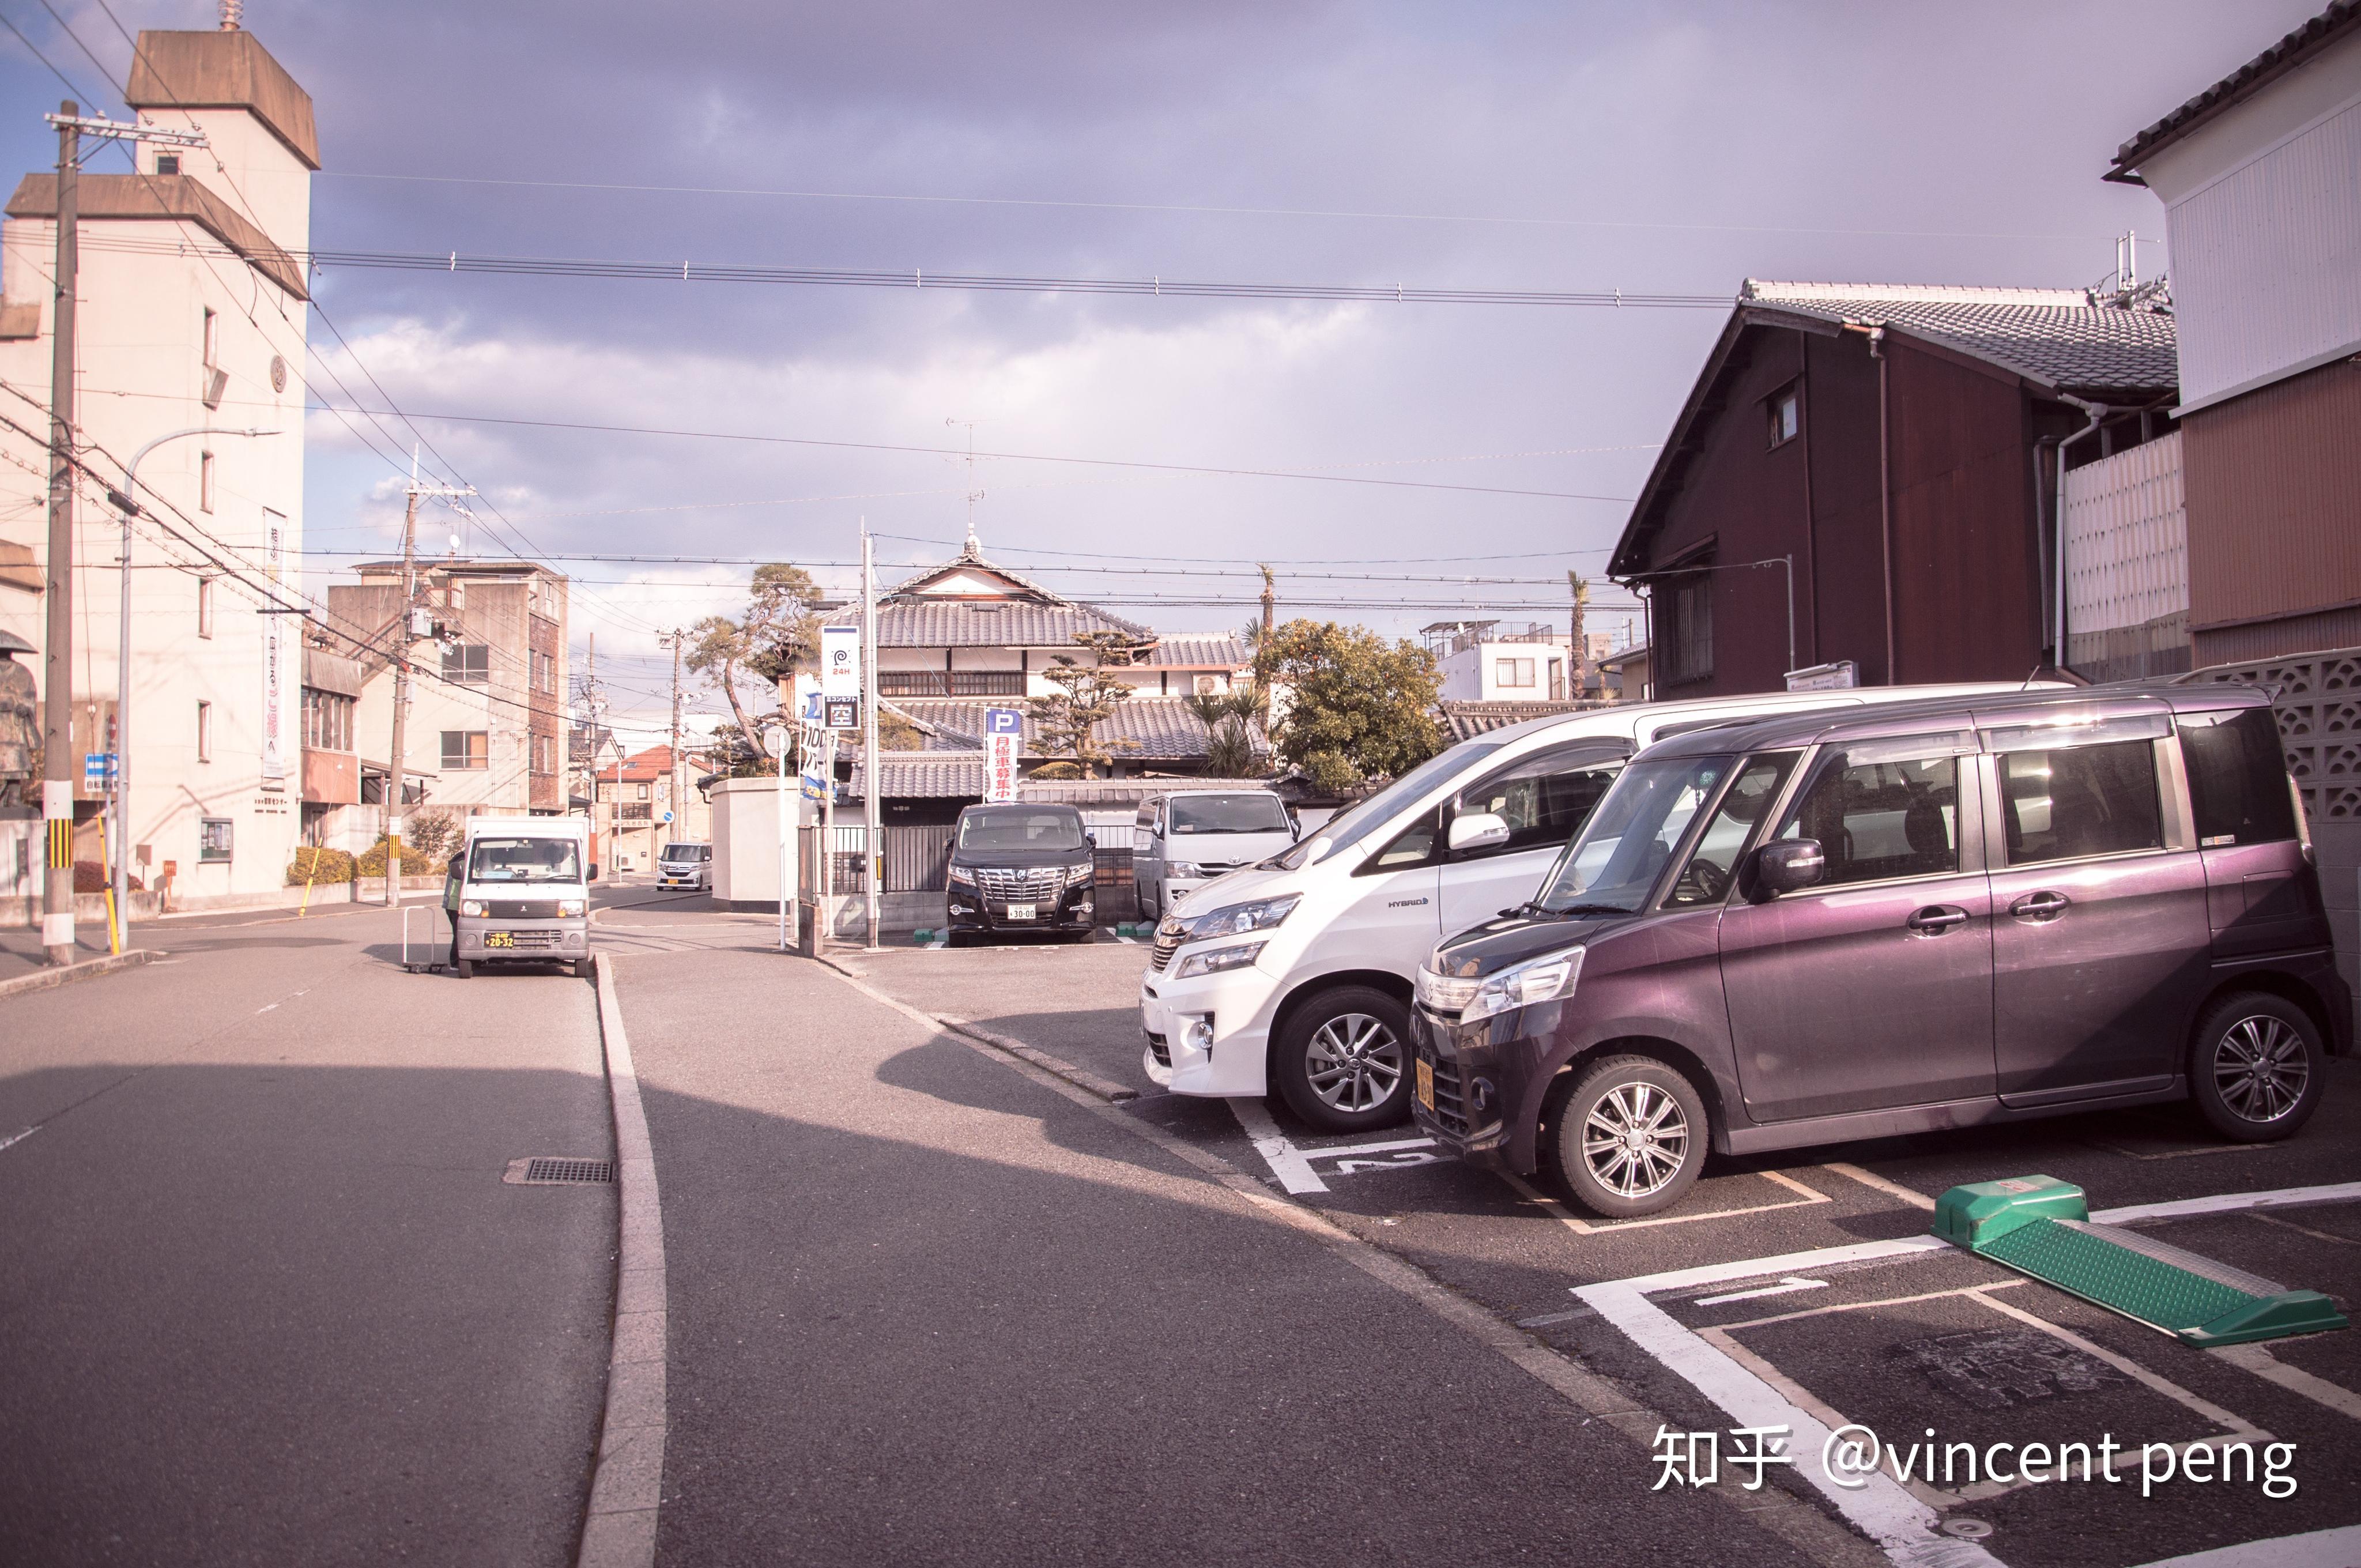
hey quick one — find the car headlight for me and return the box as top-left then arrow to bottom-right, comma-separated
1067,860 -> 1095,887
949,865 -> 976,886
559,899 -> 586,917
1462,945 -> 1585,1025
1175,941 -> 1265,979
1167,861 -> 1206,880
1170,893 -> 1300,941
1415,965 -> 1482,1015
461,900 -> 485,918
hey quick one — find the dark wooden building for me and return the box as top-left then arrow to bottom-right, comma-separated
1609,282 -> 2179,698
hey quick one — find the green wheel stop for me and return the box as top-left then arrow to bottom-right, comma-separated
913,928 -> 933,944
1933,1176 -> 2347,1348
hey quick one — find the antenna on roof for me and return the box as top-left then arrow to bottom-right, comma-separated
945,416 -> 985,554
219,0 -> 242,30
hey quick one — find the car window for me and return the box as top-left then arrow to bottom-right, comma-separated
957,809 -> 1087,852
1366,809 -> 1439,871
468,836 -> 582,883
1665,752 -> 1797,906
1534,755 -> 1732,914
1167,794 -> 1290,834
1310,742 -> 1505,866
1447,746 -> 1623,862
1996,738 -> 2162,865
1774,749 -> 1963,887
2179,707 -> 2298,847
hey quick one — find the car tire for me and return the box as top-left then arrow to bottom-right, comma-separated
2190,992 -> 2323,1143
570,958 -> 588,979
1273,986 -> 1413,1133
1544,1055 -> 1708,1219
456,959 -> 474,980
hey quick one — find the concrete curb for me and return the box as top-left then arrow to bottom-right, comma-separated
808,955 -> 1142,1105
0,947 -> 158,1001
577,953 -> 669,1568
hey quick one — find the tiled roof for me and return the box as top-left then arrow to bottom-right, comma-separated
845,754 -> 1284,802
885,695 -> 1266,762
825,599 -> 1156,647
1436,699 -> 1611,743
1144,634 -> 1251,668
1739,281 -> 2179,393
879,537 -> 1072,605
2107,2 -> 2360,181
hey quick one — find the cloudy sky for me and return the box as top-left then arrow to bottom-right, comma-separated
0,0 -> 2322,738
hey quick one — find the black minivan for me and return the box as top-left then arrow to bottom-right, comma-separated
1411,685 -> 2350,1218
946,802 -> 1099,944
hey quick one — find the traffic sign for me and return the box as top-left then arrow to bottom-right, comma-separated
657,809 -> 675,824
83,751 -> 118,790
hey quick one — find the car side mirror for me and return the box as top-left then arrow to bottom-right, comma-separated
588,864 -> 600,881
1753,839 -> 1824,896
1446,812 -> 1512,854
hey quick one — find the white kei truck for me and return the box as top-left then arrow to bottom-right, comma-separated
442,815 -> 594,979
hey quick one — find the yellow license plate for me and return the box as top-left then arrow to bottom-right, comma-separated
1415,1057 -> 1434,1111
485,932 -> 515,948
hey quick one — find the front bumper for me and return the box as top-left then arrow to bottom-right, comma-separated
946,879 -> 1095,933
1138,962 -> 1277,1097
1408,1003 -> 1515,1171
656,872 -> 706,888
455,918 -> 587,961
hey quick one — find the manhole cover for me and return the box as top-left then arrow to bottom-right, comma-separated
504,1156 -> 616,1185
1892,1328 -> 2128,1409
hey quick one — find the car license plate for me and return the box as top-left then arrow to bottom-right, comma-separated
1415,1057 -> 1434,1111
486,931 -> 515,949
1007,903 -> 1037,921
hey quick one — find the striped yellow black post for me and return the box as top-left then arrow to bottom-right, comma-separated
48,816 -> 71,869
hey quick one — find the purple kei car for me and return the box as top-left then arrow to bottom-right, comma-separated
1410,684 -> 2351,1218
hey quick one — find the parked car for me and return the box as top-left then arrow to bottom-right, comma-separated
657,841 -> 712,890
444,815 -> 594,979
1132,789 -> 1300,920
946,802 -> 1098,944
1410,685 -> 2349,1217
1139,681 -> 2064,1132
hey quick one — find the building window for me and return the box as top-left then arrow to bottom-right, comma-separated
1766,385 -> 1800,448
1495,657 -> 1536,689
636,782 -> 651,801
156,151 -> 180,176
1658,571 -> 1714,687
303,688 -> 354,752
440,730 -> 488,770
198,816 -> 233,862
199,450 -> 216,512
534,735 -> 553,774
441,644 -> 490,684
197,575 -> 214,638
196,699 -> 212,762
202,307 -> 218,369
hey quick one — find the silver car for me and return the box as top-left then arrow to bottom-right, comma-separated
656,841 -> 712,890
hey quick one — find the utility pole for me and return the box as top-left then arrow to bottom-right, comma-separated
1570,572 -> 1591,702
666,628 -> 683,850
382,453 -> 474,906
1255,563 -> 1276,725
862,523 -> 880,950
38,103 -> 80,966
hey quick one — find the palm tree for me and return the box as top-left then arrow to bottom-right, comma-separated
1186,685 -> 1266,778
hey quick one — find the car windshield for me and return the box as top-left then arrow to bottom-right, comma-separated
1168,794 -> 1290,834
1533,756 -> 1734,914
467,836 -> 582,883
957,809 -> 1086,853
1285,742 -> 1506,869
661,845 -> 702,862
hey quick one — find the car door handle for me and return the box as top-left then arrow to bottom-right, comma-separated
1906,906 -> 1969,933
2009,892 -> 2070,921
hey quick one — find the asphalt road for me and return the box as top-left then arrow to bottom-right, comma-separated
0,897 -> 613,1566
614,943 -> 1835,1567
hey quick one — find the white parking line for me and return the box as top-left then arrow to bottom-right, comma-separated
2211,1342 -> 2361,1424
1227,1098 -> 1328,1194
1824,1162 -> 1938,1212
1694,1277 -> 1828,1308
1575,1181 -> 2361,1568
2132,1524 -> 2361,1568
1505,1166 -> 1831,1235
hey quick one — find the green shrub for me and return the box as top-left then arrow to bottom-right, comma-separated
286,846 -> 355,886
354,835 -> 441,879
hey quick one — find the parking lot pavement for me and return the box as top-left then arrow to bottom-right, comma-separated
612,945 -> 1845,1568
836,944 -> 2361,1566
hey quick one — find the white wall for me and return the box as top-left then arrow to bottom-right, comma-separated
2137,29 -> 2361,411
710,775 -> 804,906
2065,432 -> 2188,636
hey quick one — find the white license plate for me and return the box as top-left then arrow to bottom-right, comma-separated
1006,902 -> 1037,921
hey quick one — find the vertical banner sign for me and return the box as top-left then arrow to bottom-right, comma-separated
261,515 -> 288,783
983,708 -> 1023,803
793,672 -> 822,724
820,625 -> 860,699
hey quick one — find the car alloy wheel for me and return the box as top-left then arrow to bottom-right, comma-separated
1303,1012 -> 1404,1115
1582,1081 -> 1689,1200
2213,1014 -> 2309,1123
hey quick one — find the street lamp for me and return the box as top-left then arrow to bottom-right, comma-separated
107,425 -> 278,945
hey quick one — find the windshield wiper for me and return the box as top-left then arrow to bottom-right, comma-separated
1533,901 -> 1632,918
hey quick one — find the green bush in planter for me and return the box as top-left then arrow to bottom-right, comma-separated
286,846 -> 356,885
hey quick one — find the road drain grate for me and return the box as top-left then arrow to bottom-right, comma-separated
505,1156 -> 616,1185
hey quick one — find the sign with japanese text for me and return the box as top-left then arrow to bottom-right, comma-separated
983,708 -> 1022,803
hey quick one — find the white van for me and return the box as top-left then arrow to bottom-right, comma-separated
1138,683 -> 2062,1130
444,815 -> 594,979
1132,789 -> 1300,921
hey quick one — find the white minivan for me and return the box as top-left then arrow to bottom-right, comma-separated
1138,682 -> 2062,1130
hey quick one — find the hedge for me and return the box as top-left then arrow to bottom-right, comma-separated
354,836 -> 442,879
286,846 -> 356,886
